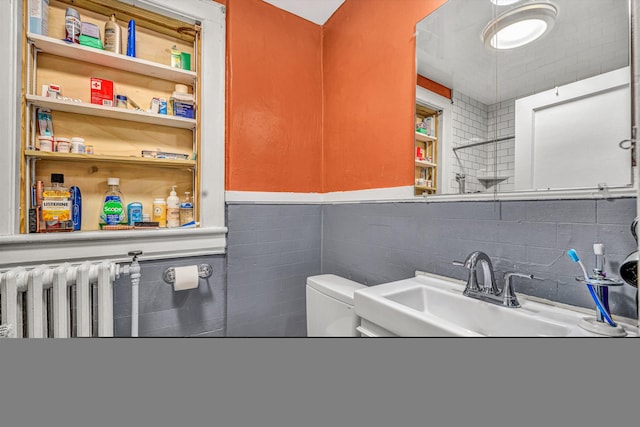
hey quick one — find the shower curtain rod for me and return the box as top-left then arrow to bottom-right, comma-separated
452,135 -> 515,151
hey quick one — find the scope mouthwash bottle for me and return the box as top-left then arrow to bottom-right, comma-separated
99,177 -> 127,228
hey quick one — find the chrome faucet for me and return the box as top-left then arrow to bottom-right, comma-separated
453,251 -> 499,296
453,251 -> 541,308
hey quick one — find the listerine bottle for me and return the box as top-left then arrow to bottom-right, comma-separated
99,177 -> 127,228
41,173 -> 73,232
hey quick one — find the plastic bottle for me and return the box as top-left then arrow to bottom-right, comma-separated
153,198 -> 167,227
99,177 -> 126,227
127,202 -> 143,226
64,7 -> 81,44
126,19 -> 136,57
166,186 -> 180,228
41,173 -> 73,231
179,191 -> 194,226
103,14 -> 121,54
70,186 -> 81,231
170,45 -> 181,68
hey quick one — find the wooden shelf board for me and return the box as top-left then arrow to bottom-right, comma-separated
415,185 -> 437,191
415,160 -> 437,168
25,150 -> 196,169
27,95 -> 196,129
415,132 -> 437,142
28,33 -> 196,85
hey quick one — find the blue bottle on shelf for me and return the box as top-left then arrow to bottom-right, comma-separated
70,186 -> 81,231
126,19 -> 136,57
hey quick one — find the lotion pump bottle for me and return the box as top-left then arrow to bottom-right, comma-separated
166,185 -> 180,228
104,14 -> 121,54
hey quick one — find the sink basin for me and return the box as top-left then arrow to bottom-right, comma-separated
354,272 -> 639,337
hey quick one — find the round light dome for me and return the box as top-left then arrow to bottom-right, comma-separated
481,3 -> 558,50
490,0 -> 522,6
490,18 -> 548,49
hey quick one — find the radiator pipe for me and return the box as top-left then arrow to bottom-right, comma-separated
632,0 -> 640,321
126,251 -> 142,337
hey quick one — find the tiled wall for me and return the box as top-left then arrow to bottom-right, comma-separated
226,204 -> 322,336
486,99 -> 515,192
450,91 -> 488,193
113,255 -> 226,337
450,92 -> 516,194
112,204 -> 321,338
322,198 -> 638,320
112,198 -> 636,337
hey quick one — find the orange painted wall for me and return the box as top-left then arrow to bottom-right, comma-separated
223,0 -> 445,193
225,0 -> 323,192
322,0 -> 446,192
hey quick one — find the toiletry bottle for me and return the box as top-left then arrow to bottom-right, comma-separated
179,191 -> 194,226
166,186 -> 180,228
99,177 -> 127,228
70,185 -> 81,231
126,19 -> 136,57
152,198 -> 167,227
127,202 -> 143,226
170,45 -> 181,68
41,173 -> 73,232
64,7 -> 81,43
103,14 -> 121,54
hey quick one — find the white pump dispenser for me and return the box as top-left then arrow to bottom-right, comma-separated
166,185 -> 180,228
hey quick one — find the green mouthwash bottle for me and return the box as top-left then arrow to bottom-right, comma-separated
99,177 -> 127,228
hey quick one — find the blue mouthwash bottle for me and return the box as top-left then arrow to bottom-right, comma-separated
99,177 -> 127,228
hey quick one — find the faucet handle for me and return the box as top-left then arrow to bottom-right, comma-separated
502,272 -> 541,308
452,260 -> 466,267
504,272 -> 534,280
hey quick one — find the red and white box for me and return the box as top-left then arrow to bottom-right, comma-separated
90,78 -> 114,107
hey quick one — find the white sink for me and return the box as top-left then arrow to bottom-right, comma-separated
354,272 -> 639,337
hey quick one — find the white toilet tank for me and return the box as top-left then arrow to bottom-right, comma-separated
306,274 -> 366,337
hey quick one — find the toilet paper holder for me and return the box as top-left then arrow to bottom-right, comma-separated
162,264 -> 213,284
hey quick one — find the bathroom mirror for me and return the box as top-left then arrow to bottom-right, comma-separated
416,0 -> 633,197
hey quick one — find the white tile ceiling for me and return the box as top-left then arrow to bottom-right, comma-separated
262,0 -> 345,25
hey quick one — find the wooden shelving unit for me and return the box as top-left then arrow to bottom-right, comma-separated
414,104 -> 439,196
22,1 -> 200,233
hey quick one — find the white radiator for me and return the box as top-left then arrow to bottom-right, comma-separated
0,262 -> 117,338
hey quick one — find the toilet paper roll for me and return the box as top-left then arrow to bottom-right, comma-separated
173,265 -> 199,291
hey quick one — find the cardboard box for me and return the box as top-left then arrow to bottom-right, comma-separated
90,78 -> 114,107
170,91 -> 195,119
29,0 -> 49,36
173,100 -> 194,119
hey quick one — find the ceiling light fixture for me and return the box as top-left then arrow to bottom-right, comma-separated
481,2 -> 558,50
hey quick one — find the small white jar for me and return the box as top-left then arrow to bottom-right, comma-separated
38,136 -> 53,152
70,137 -> 85,154
55,137 -> 70,153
